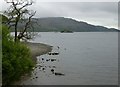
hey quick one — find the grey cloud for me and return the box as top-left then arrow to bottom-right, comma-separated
33,2 -> 117,16
1,1 -> 118,28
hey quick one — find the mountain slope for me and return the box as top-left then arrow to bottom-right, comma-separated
12,17 -> 119,32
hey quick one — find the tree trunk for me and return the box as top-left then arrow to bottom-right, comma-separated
14,21 -> 18,42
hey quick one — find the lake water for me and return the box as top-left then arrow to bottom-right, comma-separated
22,32 -> 118,85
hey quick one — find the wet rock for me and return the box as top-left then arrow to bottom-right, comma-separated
53,53 -> 59,55
39,65 -> 43,67
35,76 -> 38,79
46,59 -> 50,61
35,66 -> 37,68
54,72 -> 65,76
52,66 -> 56,68
48,52 -> 59,55
48,53 -> 52,55
57,46 -> 60,49
39,67 -> 41,69
51,69 -> 54,72
42,58 -> 44,61
42,68 -> 45,70
51,59 -> 57,62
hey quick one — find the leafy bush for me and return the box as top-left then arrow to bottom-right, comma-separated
2,25 -> 34,85
0,14 -> 8,24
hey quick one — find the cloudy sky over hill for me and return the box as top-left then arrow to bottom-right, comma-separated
0,0 -> 119,29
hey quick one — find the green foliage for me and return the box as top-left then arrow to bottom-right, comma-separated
2,25 -> 34,85
0,14 -> 8,23
0,24 -> 2,85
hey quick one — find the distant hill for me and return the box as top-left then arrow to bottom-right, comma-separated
11,17 -> 119,32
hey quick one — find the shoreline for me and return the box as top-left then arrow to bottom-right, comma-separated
24,42 -> 53,62
13,42 -> 52,85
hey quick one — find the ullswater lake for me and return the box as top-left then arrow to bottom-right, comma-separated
20,32 -> 118,85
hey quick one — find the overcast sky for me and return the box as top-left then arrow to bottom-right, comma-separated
0,0 -> 119,29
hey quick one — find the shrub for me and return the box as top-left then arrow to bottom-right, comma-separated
2,25 -> 34,85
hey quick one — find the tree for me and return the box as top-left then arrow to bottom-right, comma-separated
4,0 -> 36,42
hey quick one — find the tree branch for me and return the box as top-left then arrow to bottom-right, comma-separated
18,11 -> 36,39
